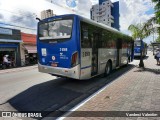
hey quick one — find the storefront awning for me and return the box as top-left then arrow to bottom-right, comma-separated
0,39 -> 22,43
24,45 -> 37,53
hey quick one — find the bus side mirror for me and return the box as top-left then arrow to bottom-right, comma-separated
36,18 -> 41,21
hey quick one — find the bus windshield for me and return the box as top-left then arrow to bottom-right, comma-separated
39,19 -> 73,40
134,41 -> 141,47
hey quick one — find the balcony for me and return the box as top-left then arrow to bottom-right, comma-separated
108,15 -> 114,19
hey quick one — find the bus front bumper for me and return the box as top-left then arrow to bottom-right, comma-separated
38,63 -> 80,79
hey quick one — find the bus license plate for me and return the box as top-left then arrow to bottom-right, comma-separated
51,63 -> 57,67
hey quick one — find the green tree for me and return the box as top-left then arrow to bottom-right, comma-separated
128,23 -> 150,68
151,0 -> 160,38
152,0 -> 160,24
128,23 -> 146,40
142,1 -> 160,42
155,36 -> 160,42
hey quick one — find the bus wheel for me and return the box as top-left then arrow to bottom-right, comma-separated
126,58 -> 129,66
104,62 -> 111,76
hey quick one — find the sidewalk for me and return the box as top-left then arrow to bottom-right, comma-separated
64,51 -> 160,120
0,65 -> 38,74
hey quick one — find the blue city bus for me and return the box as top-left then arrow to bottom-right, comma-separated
134,40 -> 147,57
37,14 -> 134,80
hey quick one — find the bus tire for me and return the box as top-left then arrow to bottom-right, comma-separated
124,59 -> 129,67
104,61 -> 112,77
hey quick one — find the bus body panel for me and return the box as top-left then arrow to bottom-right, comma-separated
134,40 -> 147,57
98,48 -> 117,74
37,14 -> 134,80
121,48 -> 128,65
37,16 -> 78,68
134,45 -> 141,57
80,48 -> 92,79
38,43 -> 72,68
37,15 -> 81,79
38,63 -> 80,79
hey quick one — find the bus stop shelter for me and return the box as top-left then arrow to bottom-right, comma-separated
152,42 -> 160,55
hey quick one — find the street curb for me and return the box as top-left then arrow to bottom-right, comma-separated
0,65 -> 38,74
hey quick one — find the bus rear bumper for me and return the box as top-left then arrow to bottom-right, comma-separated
38,63 -> 80,79
134,53 -> 141,56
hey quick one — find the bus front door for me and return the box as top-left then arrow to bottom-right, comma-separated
116,39 -> 122,67
91,33 -> 98,76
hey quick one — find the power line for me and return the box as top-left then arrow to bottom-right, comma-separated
0,9 -> 36,18
0,22 -> 36,30
12,15 -> 36,24
0,8 -> 37,23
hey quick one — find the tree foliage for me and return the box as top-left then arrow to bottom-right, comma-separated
152,0 -> 160,34
128,23 -> 150,40
128,1 -> 160,41
131,1 -> 160,41
155,36 -> 160,42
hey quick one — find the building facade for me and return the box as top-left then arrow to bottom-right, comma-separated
21,32 -> 37,65
0,27 -> 22,66
0,27 -> 38,68
90,0 -> 119,30
41,9 -> 55,20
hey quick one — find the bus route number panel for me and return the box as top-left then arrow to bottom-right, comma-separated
59,48 -> 68,60
81,48 -> 92,67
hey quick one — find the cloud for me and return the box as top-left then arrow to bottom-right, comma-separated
10,11 -> 37,28
0,0 -> 155,39
0,14 -> 3,19
91,0 -> 98,5
77,0 -> 92,17
90,0 -> 155,43
90,0 -> 154,33
46,0 -> 91,17
118,0 -> 155,44
46,0 -> 66,7
119,0 -> 154,32
0,0 -> 76,33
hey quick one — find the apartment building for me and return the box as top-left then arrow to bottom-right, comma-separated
90,0 -> 119,30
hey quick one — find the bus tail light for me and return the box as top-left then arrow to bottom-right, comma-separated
71,52 -> 78,67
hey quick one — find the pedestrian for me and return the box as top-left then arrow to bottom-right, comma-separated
3,55 -> 11,66
11,56 -> 16,67
155,48 -> 160,65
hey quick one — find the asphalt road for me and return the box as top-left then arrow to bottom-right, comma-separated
0,60 -> 140,119
0,67 -> 55,105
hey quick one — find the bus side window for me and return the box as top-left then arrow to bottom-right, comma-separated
101,31 -> 108,48
81,23 -> 91,48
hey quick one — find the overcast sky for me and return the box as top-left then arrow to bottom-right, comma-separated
0,0 -> 156,43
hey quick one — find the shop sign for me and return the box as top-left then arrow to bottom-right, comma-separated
0,28 -> 12,35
